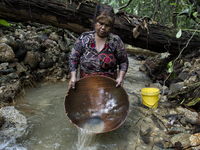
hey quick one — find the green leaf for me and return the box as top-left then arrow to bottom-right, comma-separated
187,98 -> 200,106
188,4 -> 194,18
186,18 -> 191,28
170,3 -> 177,6
193,12 -> 198,18
167,61 -> 173,68
176,29 -> 182,38
168,67 -> 173,73
0,19 -> 10,27
170,71 -> 176,79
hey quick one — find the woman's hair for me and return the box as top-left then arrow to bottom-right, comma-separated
91,4 -> 115,30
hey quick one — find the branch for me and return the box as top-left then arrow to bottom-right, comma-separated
118,0 -> 132,10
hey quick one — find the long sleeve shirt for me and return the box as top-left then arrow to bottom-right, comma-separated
69,31 -> 129,76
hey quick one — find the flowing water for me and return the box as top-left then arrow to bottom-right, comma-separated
0,56 -> 165,150
77,117 -> 104,150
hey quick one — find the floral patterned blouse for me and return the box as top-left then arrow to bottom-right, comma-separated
69,31 -> 129,78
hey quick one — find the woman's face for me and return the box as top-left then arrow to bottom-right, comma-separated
95,17 -> 112,38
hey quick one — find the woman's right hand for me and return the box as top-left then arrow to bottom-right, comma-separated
68,71 -> 77,89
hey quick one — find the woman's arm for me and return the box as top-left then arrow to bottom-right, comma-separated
68,71 -> 77,89
116,70 -> 126,87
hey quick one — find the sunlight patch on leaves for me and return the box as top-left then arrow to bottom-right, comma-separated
0,19 -> 10,27
176,29 -> 182,38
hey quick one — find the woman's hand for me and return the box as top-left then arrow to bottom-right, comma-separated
68,71 -> 77,89
116,71 -> 126,87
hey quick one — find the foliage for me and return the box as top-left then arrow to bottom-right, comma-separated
100,0 -> 200,30
0,19 -> 10,27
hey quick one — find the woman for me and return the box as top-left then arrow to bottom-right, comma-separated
68,5 -> 129,89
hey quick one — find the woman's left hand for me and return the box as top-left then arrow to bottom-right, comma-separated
116,77 -> 123,87
116,71 -> 126,87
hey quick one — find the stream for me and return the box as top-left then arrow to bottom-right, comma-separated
1,56 -> 166,150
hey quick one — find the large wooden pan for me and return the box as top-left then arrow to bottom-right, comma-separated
64,75 -> 130,134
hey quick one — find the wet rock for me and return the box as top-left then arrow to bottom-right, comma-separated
0,80 -> 21,103
14,39 -> 27,60
23,51 -> 40,69
188,74 -> 198,83
178,72 -> 189,81
49,33 -> 60,42
0,106 -> 27,138
139,65 -> 147,73
43,39 -> 57,49
0,113 -> 5,128
24,40 -> 40,51
190,133 -> 200,147
184,111 -> 198,124
184,62 -> 192,68
168,126 -> 186,135
168,82 -> 184,95
0,72 -> 18,84
170,133 -> 191,148
0,62 -> 9,70
180,116 -> 187,125
176,106 -> 191,114
59,40 -> 70,52
39,57 -> 54,69
0,36 -> 19,51
194,59 -> 200,70
0,68 -> 15,75
0,43 -> 15,62
16,62 -> 28,73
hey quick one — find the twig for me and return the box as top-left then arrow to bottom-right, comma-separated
118,0 -> 132,10
64,29 -> 77,40
145,64 -> 155,78
134,102 -> 158,150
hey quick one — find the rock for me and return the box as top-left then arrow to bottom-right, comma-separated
24,40 -> 40,51
0,80 -> 21,103
39,57 -> 54,69
170,133 -> 191,148
168,126 -> 186,135
0,62 -> 9,70
59,40 -> 70,52
168,82 -> 185,95
0,43 -> 15,62
16,62 -> 28,73
0,75 -> 11,83
188,75 -> 198,83
184,111 -> 198,124
190,133 -> 200,147
0,106 -> 27,138
23,51 -> 40,69
0,36 -> 19,51
43,39 -> 57,49
178,72 -> 189,81
49,33 -> 60,42
0,68 -> 15,75
0,72 -> 18,84
0,112 -> 5,128
184,62 -> 192,68
14,39 -> 27,60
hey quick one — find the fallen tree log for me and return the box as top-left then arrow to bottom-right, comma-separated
0,0 -> 200,54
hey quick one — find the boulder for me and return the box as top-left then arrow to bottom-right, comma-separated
0,43 -> 15,62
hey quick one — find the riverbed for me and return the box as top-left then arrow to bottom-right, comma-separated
1,56 -> 166,150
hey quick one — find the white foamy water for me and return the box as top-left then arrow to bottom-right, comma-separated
77,117 -> 104,150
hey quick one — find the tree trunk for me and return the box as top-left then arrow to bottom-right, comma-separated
0,0 -> 199,54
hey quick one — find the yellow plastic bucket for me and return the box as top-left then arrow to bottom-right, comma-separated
141,88 -> 160,108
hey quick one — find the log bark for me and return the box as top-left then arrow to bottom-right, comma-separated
0,0 -> 200,54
